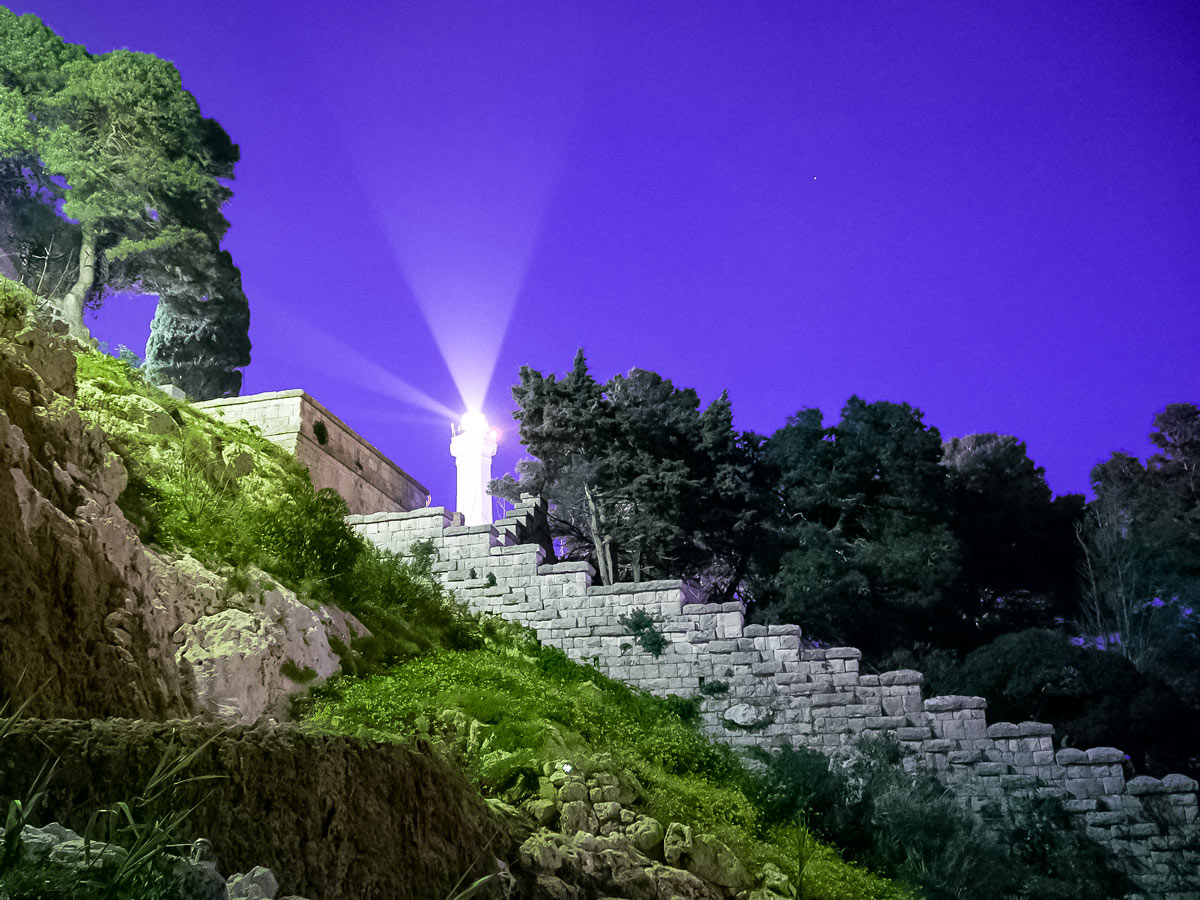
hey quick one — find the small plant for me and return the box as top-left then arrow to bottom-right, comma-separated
280,659 -> 318,684
699,679 -> 729,696
312,420 -> 329,445
618,607 -> 669,657
485,572 -> 497,588
468,567 -> 477,580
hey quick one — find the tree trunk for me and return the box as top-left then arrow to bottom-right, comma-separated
58,226 -> 95,339
585,484 -> 613,585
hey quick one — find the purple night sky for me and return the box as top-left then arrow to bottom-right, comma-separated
13,1 -> 1200,510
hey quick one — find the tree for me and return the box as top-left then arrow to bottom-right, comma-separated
492,351 -> 768,598
0,10 -> 248,397
753,397 -> 961,656
932,629 -> 1197,777
1077,404 -> 1200,700
942,434 -> 1084,642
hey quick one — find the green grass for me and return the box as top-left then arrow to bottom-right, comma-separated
304,630 -> 916,900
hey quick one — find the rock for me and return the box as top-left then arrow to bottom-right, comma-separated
594,801 -> 623,823
171,857 -> 230,900
561,800 -> 599,835
663,822 -> 693,866
17,824 -> 60,862
535,874 -> 582,900
646,862 -> 721,900
760,862 -> 792,894
521,832 -> 565,872
227,865 -> 279,900
723,703 -> 768,727
176,586 -> 368,723
686,833 -> 753,890
49,838 -> 128,871
559,780 -> 589,803
628,816 -> 665,858
525,798 -> 559,827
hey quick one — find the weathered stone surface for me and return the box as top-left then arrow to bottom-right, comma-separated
925,695 -> 986,713
986,722 -> 1021,738
628,816 -> 665,858
1056,748 -> 1089,765
1163,774 -> 1200,793
663,822 -> 693,866
878,669 -> 922,686
723,703 -> 770,727
227,865 -> 279,900
1086,747 -> 1126,764
561,800 -> 599,835
686,833 -> 753,890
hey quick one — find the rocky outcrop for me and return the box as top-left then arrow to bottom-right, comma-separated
0,322 -> 364,724
0,321 -> 197,719
176,581 -> 367,724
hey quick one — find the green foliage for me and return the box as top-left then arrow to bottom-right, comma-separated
1080,405 -> 1200,725
0,278 -> 31,337
942,434 -> 1084,644
280,659 -> 318,684
492,350 -> 769,597
750,736 -> 1124,900
253,485 -> 363,596
698,678 -> 729,695
305,642 -> 912,900
924,629 -> 1198,776
618,607 -> 669,657
754,397 -> 961,655
311,420 -> 329,445
0,10 -> 249,390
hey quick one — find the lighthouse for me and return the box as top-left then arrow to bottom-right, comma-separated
449,411 -> 498,526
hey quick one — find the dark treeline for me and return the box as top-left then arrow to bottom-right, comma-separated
493,351 -> 1200,777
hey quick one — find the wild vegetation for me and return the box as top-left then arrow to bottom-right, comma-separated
0,8 -> 249,396
495,352 -> 1200,780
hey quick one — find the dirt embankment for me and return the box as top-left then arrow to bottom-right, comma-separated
0,719 -> 503,900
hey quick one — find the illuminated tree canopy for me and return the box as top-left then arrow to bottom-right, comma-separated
0,9 -> 248,397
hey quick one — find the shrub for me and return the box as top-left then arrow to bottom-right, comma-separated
749,735 -> 1126,900
618,608 -> 668,657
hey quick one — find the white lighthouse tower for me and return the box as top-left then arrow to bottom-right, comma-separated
449,411 -> 498,526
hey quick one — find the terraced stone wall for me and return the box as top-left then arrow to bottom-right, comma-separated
348,498 -> 1200,899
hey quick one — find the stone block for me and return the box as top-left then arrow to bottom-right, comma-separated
974,762 -> 1008,777
878,669 -> 923,686
1086,747 -> 1126,764
1056,748 -> 1089,766
1163,774 -> 1200,793
1018,721 -> 1054,736
986,722 -> 1021,738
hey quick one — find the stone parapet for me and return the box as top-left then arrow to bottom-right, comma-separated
198,390 -> 429,515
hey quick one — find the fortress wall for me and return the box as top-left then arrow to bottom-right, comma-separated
349,498 -> 1200,898
197,390 -> 429,515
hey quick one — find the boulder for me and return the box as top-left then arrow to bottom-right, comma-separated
560,800 -> 599,835
627,816 -> 665,858
227,865 -> 279,900
686,833 -> 753,890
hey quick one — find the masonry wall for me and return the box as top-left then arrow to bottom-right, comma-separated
349,500 -> 1200,900
197,390 -> 429,515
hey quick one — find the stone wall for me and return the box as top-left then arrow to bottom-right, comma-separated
197,390 -> 429,515
349,499 -> 1200,900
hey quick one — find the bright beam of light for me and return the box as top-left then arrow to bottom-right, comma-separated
282,317 -> 459,420
310,5 -> 592,414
